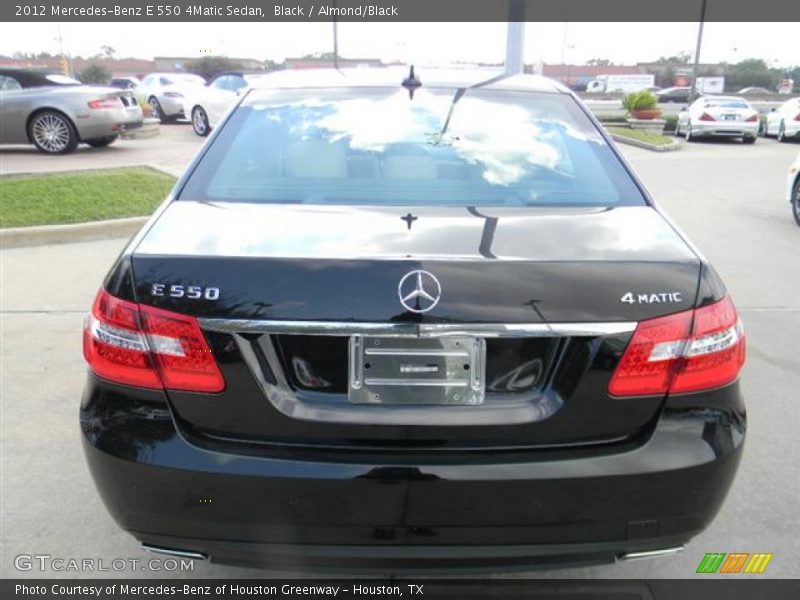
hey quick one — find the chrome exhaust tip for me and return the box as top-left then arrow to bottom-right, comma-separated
141,543 -> 208,560
618,546 -> 684,561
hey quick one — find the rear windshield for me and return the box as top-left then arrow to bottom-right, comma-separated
705,99 -> 749,109
45,74 -> 81,85
165,74 -> 205,85
179,87 -> 646,207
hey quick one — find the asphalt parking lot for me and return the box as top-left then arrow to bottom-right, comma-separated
0,122 -> 200,178
1,126 -> 798,579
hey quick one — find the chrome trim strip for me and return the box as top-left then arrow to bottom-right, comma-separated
363,379 -> 470,387
618,546 -> 684,561
235,333 -> 562,427
141,544 -> 207,560
199,319 -> 637,337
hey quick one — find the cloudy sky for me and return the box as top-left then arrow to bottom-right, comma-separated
0,22 -> 796,67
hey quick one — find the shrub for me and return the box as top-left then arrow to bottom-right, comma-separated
185,56 -> 244,81
621,90 -> 658,112
78,63 -> 111,84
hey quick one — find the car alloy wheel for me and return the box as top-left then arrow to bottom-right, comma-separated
192,107 -> 210,137
149,97 -> 164,123
29,111 -> 77,154
793,180 -> 800,227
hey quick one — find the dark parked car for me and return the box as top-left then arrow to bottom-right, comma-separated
0,68 -> 142,154
82,68 -> 746,571
736,86 -> 773,95
656,86 -> 694,103
109,77 -> 140,90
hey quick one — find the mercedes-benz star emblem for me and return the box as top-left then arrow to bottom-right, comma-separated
398,270 -> 442,314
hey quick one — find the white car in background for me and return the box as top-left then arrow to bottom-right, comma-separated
675,96 -> 760,144
183,71 -> 273,136
138,72 -> 206,123
765,98 -> 800,142
788,153 -> 800,226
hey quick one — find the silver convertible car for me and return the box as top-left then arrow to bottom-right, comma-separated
0,68 -> 143,154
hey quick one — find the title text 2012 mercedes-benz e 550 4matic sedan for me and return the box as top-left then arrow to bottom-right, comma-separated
81,68 -> 746,572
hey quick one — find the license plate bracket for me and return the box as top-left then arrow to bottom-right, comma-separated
348,336 -> 485,405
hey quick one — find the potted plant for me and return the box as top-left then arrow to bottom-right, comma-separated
622,90 -> 662,120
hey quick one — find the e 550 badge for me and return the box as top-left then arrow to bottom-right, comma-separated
151,283 -> 220,301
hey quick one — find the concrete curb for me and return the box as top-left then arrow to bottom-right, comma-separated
609,133 -> 682,152
1,164 -> 178,249
1,216 -> 147,249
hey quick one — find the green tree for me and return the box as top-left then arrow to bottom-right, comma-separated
654,52 -> 692,65
78,63 -> 111,84
185,56 -> 244,81
263,59 -> 284,71
656,66 -> 676,88
725,59 -> 779,91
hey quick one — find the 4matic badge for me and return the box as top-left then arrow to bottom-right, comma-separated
620,291 -> 683,305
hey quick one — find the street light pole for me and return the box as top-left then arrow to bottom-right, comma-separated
689,0 -> 708,101
505,0 -> 525,75
332,0 -> 339,69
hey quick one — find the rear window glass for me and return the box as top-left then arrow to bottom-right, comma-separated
165,74 -> 205,85
705,99 -> 749,109
179,87 -> 646,207
45,74 -> 80,85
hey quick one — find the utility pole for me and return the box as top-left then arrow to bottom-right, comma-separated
505,0 -> 526,75
332,0 -> 339,69
688,0 -> 708,102
56,25 -> 69,76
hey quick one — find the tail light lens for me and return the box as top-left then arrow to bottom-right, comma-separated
88,97 -> 121,109
699,112 -> 716,121
794,113 -> 800,121
609,296 -> 745,397
745,114 -> 759,122
83,290 -> 225,393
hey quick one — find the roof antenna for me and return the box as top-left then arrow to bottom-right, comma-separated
401,65 -> 422,99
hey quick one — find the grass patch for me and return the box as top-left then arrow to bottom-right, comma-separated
0,167 -> 176,228
606,126 -> 674,147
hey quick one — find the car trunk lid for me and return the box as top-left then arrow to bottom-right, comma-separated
129,202 -> 700,451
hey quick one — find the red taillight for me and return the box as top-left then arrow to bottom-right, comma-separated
139,304 -> 225,393
83,291 -> 161,389
83,290 -> 225,393
699,112 -> 716,122
608,310 -> 692,396
609,296 -> 745,397
88,97 -> 121,109
745,114 -> 759,122
794,113 -> 800,122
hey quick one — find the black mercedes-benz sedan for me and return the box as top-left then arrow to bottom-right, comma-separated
81,68 -> 746,571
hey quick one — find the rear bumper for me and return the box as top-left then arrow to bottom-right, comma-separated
81,376 -> 745,571
781,121 -> 800,138
158,95 -> 185,117
691,122 -> 759,137
75,108 -> 143,140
